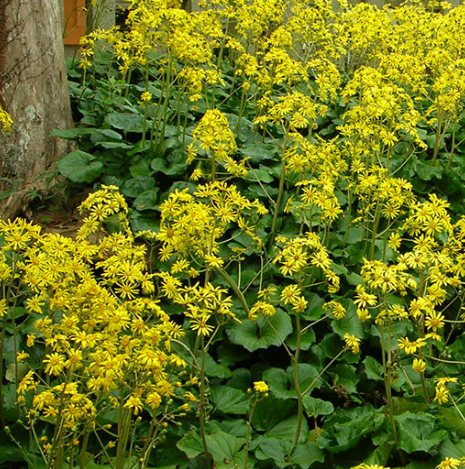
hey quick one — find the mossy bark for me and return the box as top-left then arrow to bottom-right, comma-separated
0,0 -> 74,219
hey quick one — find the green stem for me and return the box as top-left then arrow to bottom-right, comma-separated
369,202 -> 381,260
79,432 -> 90,469
288,315 -> 303,459
215,267 -> 250,317
244,395 -> 258,469
450,395 -> 465,421
49,371 -> 73,469
269,139 -> 288,246
0,316 -> 7,428
138,416 -> 160,467
431,112 -> 443,166
116,387 -> 132,469
198,338 -> 211,467
302,349 -> 345,396
380,322 -> 406,464
447,128 -> 456,170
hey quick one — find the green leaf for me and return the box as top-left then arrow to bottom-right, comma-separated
267,414 -> 309,442
344,226 -> 363,245
227,309 -> 292,352
438,438 -> 465,460
301,293 -> 325,321
0,427 -> 27,464
130,158 -> 152,177
149,433 -> 189,469
220,419 -> 248,438
289,441 -> 325,469
165,162 -> 188,176
206,431 -> 245,464
395,412 -> 447,454
363,442 -> 394,467
105,113 -> 144,132
98,142 -> 134,151
204,353 -> 233,379
331,300 -> 364,338
320,333 -> 342,358
415,160 -> 442,181
133,189 -> 159,211
252,397 -> 296,432
328,364 -> 359,393
94,129 -> 123,140
51,127 -> 97,139
363,356 -> 383,381
251,436 -> 289,464
262,368 -> 289,399
151,157 -> 167,172
245,168 -> 274,183
177,431 -> 204,459
319,409 -> 384,453
129,211 -> 159,232
264,364 -> 321,400
227,368 -> 251,390
302,396 -> 334,417
286,327 -> 316,351
239,143 -> 279,164
438,406 -> 465,438
210,386 -> 248,415
122,176 -> 155,198
57,150 -> 103,183
346,272 -> 363,286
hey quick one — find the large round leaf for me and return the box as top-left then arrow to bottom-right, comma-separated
227,309 -> 292,352
57,150 -> 103,183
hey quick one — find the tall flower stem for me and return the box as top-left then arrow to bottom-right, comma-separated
288,315 -> 303,460
198,337 -> 211,467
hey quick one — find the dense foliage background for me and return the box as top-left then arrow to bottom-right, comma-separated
3,0 -> 465,468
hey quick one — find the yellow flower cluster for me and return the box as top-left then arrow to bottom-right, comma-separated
156,181 -> 266,264
0,187 -> 192,464
156,274 -> 237,336
434,377 -> 459,405
274,232 -> 339,293
190,109 -> 238,163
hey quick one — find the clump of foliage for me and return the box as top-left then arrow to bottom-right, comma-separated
3,0 -> 465,467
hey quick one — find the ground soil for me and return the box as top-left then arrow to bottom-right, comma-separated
25,187 -> 92,237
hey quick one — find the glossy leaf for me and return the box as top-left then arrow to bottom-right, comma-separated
57,150 -> 103,183
227,310 -> 292,352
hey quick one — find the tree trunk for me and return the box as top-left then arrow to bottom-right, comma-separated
0,0 -> 74,219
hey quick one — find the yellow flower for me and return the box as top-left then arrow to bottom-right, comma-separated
204,254 -> 224,268
324,301 -> 346,320
0,107 -> 13,132
434,386 -> 450,405
412,358 -> 426,373
344,333 -> 361,354
280,284 -> 301,305
146,392 -> 162,410
354,285 -> 377,309
124,395 -> 143,415
398,337 -> 427,355
436,457 -> 460,469
189,316 -> 215,337
425,310 -> 445,332
253,381 -> 269,393
140,91 -> 152,102
43,353 -> 65,376
0,299 -> 7,317
249,301 -> 276,320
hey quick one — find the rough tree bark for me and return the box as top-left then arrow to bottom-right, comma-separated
0,0 -> 74,219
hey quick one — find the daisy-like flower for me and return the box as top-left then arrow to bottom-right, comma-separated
253,381 -> 269,393
344,333 -> 361,354
43,353 -> 65,376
